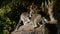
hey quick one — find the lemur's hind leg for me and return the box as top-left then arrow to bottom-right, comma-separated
15,19 -> 22,31
33,15 -> 42,28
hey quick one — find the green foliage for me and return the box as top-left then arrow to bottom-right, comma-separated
0,0 -> 25,34
0,16 -> 16,34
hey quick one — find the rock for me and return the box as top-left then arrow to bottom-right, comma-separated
11,22 -> 48,34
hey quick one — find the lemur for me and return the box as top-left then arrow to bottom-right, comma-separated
15,2 -> 47,31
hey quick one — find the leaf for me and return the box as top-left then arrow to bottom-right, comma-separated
3,30 -> 8,34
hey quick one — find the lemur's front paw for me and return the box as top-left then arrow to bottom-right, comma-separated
40,25 -> 43,27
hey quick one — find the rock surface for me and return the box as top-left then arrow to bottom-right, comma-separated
11,23 -> 46,34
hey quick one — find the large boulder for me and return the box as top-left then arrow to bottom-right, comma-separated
11,22 -> 49,34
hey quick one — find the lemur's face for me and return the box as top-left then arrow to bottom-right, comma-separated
29,3 -> 40,14
29,3 -> 36,13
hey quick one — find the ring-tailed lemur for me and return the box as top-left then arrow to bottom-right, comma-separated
15,12 -> 31,31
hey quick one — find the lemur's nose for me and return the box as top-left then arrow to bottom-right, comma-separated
29,16 -> 31,19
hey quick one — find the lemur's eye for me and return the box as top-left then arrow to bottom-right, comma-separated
32,11 -> 34,13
